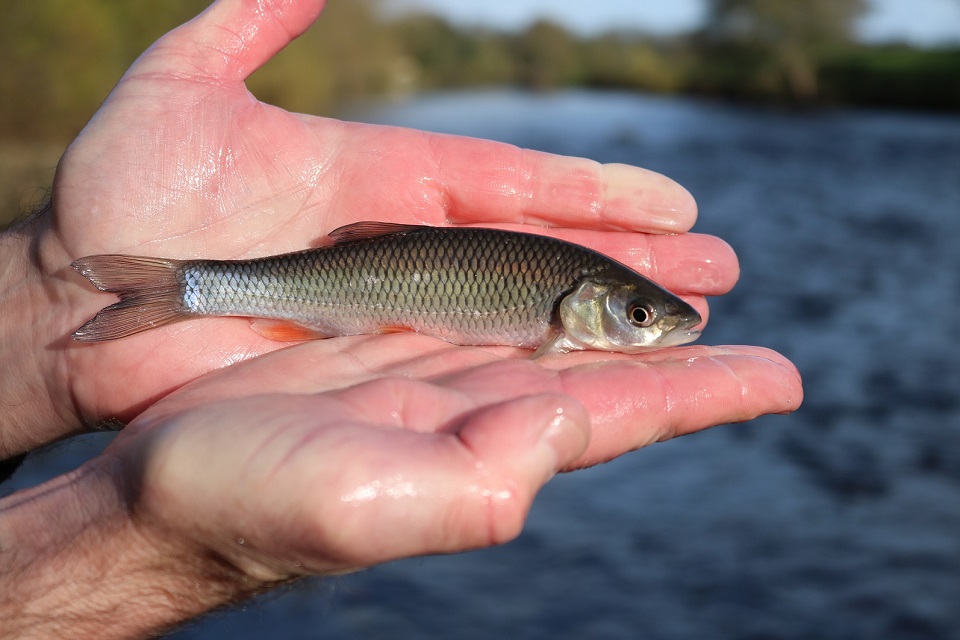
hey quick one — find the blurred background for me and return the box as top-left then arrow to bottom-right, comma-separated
3,1 -> 960,639
2,0 -> 960,220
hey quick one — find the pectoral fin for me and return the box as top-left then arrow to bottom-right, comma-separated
529,332 -> 567,360
250,319 -> 329,342
376,325 -> 415,335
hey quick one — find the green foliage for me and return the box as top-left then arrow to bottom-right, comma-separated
510,20 -> 585,88
580,35 -> 688,93
391,14 -> 515,88
0,0 -> 203,141
821,46 -> 960,110
692,0 -> 868,101
247,0 -> 401,113
702,0 -> 867,47
0,142 -> 60,228
0,0 -> 957,146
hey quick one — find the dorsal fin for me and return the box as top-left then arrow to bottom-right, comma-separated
328,221 -> 428,245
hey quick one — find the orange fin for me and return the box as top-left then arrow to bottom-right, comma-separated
250,319 -> 328,342
376,325 -> 415,335
328,221 -> 427,245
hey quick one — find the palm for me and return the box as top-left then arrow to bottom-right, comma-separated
9,0 -> 803,592
47,1 -> 736,425
52,56 -> 475,419
110,331 -> 798,579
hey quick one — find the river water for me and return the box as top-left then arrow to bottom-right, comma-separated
11,90 -> 960,639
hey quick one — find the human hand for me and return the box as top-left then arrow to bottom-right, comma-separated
0,331 -> 798,638
2,0 -> 740,455
0,1 -> 805,636
113,337 -> 799,580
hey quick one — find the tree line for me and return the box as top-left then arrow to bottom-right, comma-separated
2,0 -> 958,142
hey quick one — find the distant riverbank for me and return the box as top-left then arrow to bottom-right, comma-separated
2,1 -> 959,146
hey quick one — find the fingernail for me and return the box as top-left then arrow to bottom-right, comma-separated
602,164 -> 698,232
539,406 -> 589,471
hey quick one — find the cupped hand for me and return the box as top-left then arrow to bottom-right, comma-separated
107,332 -> 800,583
23,0 -> 738,438
0,2 -> 806,635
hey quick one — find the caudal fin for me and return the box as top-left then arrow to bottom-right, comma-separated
71,255 -> 190,342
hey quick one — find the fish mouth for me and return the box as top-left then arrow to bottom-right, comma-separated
655,329 -> 702,348
658,308 -> 704,348
618,327 -> 702,353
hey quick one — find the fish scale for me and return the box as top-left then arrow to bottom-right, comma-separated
177,227 -> 595,346
71,222 -> 702,353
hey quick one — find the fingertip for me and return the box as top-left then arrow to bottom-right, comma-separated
601,163 -> 698,233
690,235 -> 740,292
677,346 -> 805,426
686,296 -> 710,330
711,345 -> 803,379
743,346 -> 804,409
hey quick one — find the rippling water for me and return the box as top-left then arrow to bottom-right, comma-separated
12,90 -> 960,639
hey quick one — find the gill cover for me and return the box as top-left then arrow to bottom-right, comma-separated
557,278 -> 702,353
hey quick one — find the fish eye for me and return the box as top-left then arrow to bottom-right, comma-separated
627,302 -> 656,328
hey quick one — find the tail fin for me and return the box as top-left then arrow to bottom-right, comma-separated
71,255 -> 190,342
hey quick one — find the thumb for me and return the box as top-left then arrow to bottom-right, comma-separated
318,392 -> 591,566
439,393 -> 591,550
134,0 -> 327,84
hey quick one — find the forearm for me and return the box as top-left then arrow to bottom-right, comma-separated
0,210 -> 82,458
0,458 -> 248,639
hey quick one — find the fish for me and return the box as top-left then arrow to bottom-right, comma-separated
70,222 -> 702,356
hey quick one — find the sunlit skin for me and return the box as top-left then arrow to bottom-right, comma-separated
0,1 -> 802,637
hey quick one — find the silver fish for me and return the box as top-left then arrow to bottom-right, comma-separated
71,222 -> 702,356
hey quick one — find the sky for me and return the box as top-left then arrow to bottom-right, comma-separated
383,0 -> 960,46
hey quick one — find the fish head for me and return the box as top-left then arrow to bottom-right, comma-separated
557,276 -> 702,353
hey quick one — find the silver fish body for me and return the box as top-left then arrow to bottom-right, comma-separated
72,222 -> 702,354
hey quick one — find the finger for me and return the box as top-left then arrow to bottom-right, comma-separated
614,233 -> 738,296
440,346 -> 803,468
431,137 -> 698,233
335,126 -> 698,234
134,0 -> 326,83
567,346 -> 802,466
480,226 -> 740,296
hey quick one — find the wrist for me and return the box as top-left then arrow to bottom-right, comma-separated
0,457 -> 250,639
0,208 -> 84,457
